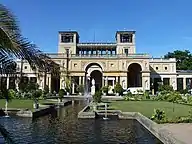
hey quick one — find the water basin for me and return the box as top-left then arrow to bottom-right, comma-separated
0,101 -> 163,144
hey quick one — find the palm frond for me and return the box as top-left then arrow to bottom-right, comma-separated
0,4 -> 58,75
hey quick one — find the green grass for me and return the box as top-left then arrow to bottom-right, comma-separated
110,100 -> 192,120
0,99 -> 57,109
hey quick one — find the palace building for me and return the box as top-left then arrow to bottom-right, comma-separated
4,30 -> 192,94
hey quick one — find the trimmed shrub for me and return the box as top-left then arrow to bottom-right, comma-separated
58,89 -> 65,101
102,86 -> 108,94
151,108 -> 166,122
93,90 -> 102,103
76,85 -> 84,93
158,84 -> 173,92
32,89 -> 42,100
114,83 -> 123,95
8,89 -> 16,100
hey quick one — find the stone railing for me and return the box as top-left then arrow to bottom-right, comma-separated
47,53 -> 150,59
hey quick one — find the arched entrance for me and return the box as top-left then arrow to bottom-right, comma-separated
127,63 -> 142,87
90,70 -> 102,91
85,63 -> 103,93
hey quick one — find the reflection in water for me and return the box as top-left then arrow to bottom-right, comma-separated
0,101 -> 162,144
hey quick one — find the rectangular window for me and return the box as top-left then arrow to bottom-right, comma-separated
186,78 -> 192,89
163,78 -> 170,85
124,49 -> 129,55
120,34 -> 132,43
66,49 -> 69,57
61,35 -> 73,43
177,78 -> 183,91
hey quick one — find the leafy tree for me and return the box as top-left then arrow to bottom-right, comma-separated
164,50 -> 192,70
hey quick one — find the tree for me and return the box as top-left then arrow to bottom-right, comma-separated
164,50 -> 192,70
0,4 -> 58,75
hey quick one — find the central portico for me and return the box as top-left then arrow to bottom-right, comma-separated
48,30 -> 152,94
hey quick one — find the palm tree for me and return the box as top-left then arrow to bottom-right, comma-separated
0,4 -> 58,111
0,4 -> 57,73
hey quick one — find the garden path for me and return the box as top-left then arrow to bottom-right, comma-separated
160,123 -> 192,144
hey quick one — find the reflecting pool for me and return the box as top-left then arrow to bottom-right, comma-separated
0,101 -> 163,144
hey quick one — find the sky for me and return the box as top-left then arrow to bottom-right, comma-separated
1,0 -> 192,57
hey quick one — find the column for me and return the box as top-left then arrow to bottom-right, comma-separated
72,83 -> 75,94
46,75 -> 49,86
40,78 -> 44,90
105,76 -> 108,86
102,77 -> 105,87
116,76 -> 118,83
183,78 -> 186,90
112,79 -> 115,88
79,76 -> 81,85
171,77 -> 177,90
120,77 -> 127,89
15,78 -> 19,91
48,77 -> 51,92
82,76 -> 85,85
6,76 -> 9,89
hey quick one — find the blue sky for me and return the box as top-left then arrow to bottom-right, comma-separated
1,0 -> 192,57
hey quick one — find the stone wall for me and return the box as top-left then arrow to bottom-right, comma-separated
0,109 -> 5,116
33,106 -> 57,119
78,105 -> 95,119
78,105 -> 184,144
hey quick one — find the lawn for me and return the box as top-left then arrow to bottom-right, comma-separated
0,99 -> 57,109
110,100 -> 192,120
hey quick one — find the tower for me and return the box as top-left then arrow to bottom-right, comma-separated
58,31 -> 79,54
116,30 -> 136,55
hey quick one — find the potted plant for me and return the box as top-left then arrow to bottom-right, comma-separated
58,89 -> 65,102
102,86 -> 108,96
114,83 -> 123,96
76,85 -> 84,96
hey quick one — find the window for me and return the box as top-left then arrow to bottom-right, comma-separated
74,63 -> 77,67
124,49 -> 129,55
66,48 -> 69,55
165,67 -> 167,70
24,66 -> 27,69
120,34 -> 132,43
156,67 -> 158,70
111,63 -> 114,67
61,34 -> 73,43
163,78 -> 170,85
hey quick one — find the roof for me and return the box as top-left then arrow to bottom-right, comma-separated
115,30 -> 136,38
58,31 -> 79,37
